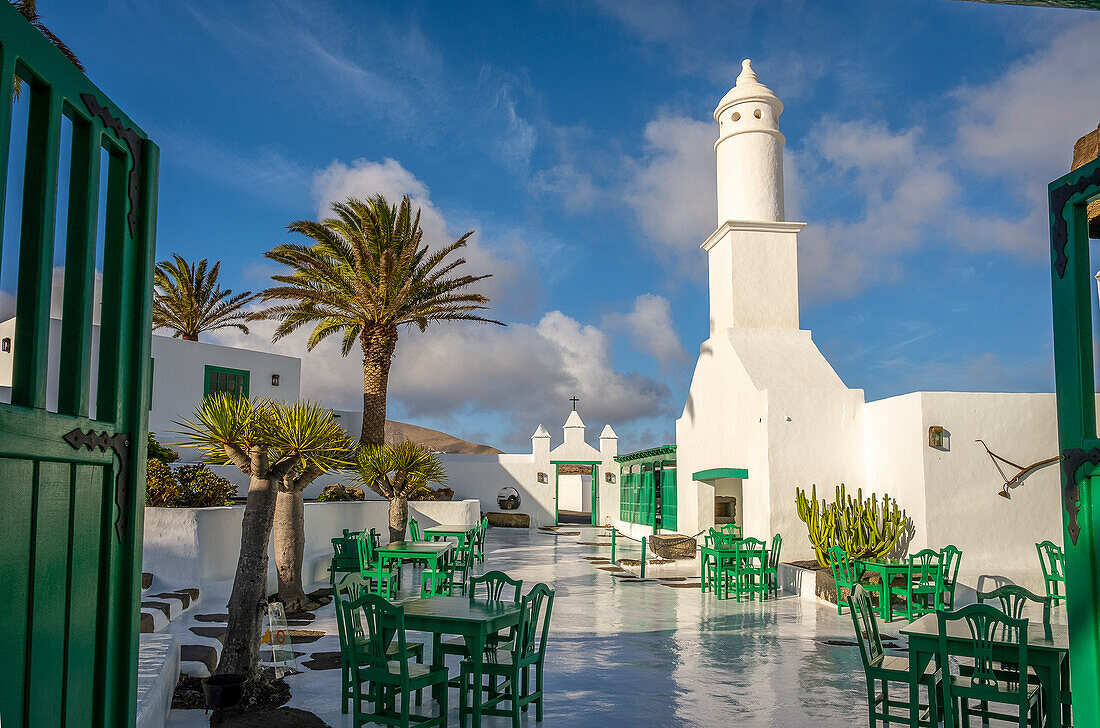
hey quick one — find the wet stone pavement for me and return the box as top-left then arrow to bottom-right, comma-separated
171,526 -> 873,727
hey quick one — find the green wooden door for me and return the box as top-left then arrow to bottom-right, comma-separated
0,6 -> 157,727
659,466 -> 677,532
640,468 -> 656,528
1049,155 -> 1100,727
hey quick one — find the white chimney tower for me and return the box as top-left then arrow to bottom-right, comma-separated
703,59 -> 804,332
714,59 -> 786,222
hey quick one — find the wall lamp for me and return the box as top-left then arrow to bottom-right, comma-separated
271,374 -> 280,387
605,472 -> 615,484
928,425 -> 945,449
1,337 -> 10,353
537,472 -> 548,484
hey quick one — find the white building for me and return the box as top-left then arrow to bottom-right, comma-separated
0,317 -> 300,436
665,59 -> 1071,576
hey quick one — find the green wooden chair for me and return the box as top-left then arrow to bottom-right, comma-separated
440,570 -> 524,689
332,573 -> 429,719
720,523 -> 743,539
939,545 -> 962,610
1036,540 -> 1067,604
828,545 -> 859,615
356,530 -> 398,600
733,537 -> 768,601
891,549 -> 942,622
707,530 -> 739,599
332,533 -> 363,584
937,603 -> 1042,728
474,516 -> 489,564
978,584 -> 1052,638
847,584 -> 941,727
460,583 -> 555,728
450,535 -> 476,596
763,533 -> 782,598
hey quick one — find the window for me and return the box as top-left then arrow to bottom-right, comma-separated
204,365 -> 250,398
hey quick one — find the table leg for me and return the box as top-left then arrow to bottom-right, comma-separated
700,553 -> 706,592
908,640 -> 934,728
463,630 -> 488,728
1042,654 -> 1061,728
431,632 -> 444,704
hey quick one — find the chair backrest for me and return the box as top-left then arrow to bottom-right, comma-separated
469,570 -> 522,604
477,516 -> 489,544
409,518 -> 422,542
333,576 -> 409,680
739,537 -> 766,564
332,534 -> 357,560
768,533 -> 783,569
847,584 -> 884,669
907,549 -> 943,590
356,529 -> 379,572
721,524 -> 743,538
1036,540 -> 1065,580
940,545 -> 961,587
514,583 -> 555,664
938,603 -> 1029,698
828,545 -> 857,586
978,584 -> 1051,636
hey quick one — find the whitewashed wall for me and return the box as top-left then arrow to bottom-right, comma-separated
142,499 -> 479,590
864,392 -> 1074,579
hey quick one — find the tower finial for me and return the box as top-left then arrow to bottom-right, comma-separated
736,59 -> 758,86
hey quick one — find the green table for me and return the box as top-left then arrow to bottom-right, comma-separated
376,540 -> 454,573
423,524 -> 478,551
393,596 -> 523,728
854,558 -> 907,621
901,613 -> 1070,728
699,545 -> 766,598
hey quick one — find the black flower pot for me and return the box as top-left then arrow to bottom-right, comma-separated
202,673 -> 246,709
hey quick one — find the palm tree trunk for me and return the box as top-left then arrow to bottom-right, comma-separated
218,472 -> 279,677
389,495 -> 409,543
360,324 -> 398,446
273,469 -> 324,613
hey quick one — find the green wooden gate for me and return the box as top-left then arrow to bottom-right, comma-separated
0,5 -> 157,727
1049,155 -> 1100,727
658,465 -> 677,531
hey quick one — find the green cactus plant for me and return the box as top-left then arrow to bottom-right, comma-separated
795,483 -> 907,567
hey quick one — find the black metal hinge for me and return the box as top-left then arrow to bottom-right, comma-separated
63,428 -> 133,543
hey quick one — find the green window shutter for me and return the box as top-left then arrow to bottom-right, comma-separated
203,365 -> 250,398
641,469 -> 656,527
661,467 -> 677,531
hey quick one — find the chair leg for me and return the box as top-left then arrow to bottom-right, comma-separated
438,675 -> 449,728
416,649 -> 424,706
510,669 -> 522,728
521,665 -> 530,711
536,663 -> 544,722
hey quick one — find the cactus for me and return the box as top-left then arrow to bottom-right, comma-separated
795,483 -> 907,567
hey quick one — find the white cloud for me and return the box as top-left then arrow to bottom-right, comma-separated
605,293 -> 687,372
624,113 -> 716,273
791,15 -> 1100,304
209,309 -> 673,446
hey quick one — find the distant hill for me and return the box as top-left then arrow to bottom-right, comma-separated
383,420 -> 502,455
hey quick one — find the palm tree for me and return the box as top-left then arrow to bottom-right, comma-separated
174,395 -> 350,676
354,441 -> 447,542
261,194 -> 504,447
12,1 -> 85,98
153,254 -> 260,341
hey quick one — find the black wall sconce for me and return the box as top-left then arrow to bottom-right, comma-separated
928,425 -> 945,449
537,472 -> 548,484
271,374 -> 280,387
605,472 -> 615,484
1,337 -> 10,353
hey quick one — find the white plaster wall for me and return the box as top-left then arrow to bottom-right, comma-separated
918,392 -> 1065,574
863,393 -> 930,554
435,453 -> 554,526
703,224 -> 803,332
142,499 -> 479,590
765,386 -> 867,557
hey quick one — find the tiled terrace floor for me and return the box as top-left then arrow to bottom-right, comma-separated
166,526 -> 937,727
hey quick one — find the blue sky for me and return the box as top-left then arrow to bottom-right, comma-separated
29,0 -> 1100,450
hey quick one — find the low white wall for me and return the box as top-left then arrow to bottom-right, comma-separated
142,499 -> 479,590
558,474 -> 591,512
436,453 -> 557,527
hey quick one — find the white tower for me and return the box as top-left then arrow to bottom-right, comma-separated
703,59 -> 804,332
714,59 -> 785,222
